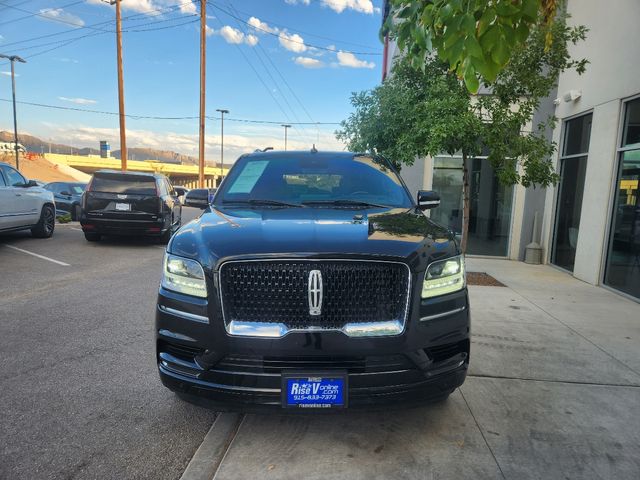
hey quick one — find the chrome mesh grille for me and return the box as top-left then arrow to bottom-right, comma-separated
219,260 -> 410,330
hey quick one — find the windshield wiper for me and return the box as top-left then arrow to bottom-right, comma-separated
222,199 -> 305,208
302,199 -> 391,209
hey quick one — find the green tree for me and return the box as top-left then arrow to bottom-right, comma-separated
383,0 -> 561,92
337,11 -> 586,253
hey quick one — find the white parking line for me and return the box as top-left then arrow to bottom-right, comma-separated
3,245 -> 71,266
71,228 -> 83,231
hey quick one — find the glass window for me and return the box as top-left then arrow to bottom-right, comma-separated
215,155 -> 412,208
91,173 -> 157,195
604,100 -> 640,299
563,113 -> 593,156
68,184 -> 86,195
430,156 -> 514,256
551,114 -> 592,271
0,170 -> 6,187
0,165 -> 26,186
622,98 -> 640,147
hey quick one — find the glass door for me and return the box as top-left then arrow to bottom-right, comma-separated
551,114 -> 592,271
604,98 -> 640,299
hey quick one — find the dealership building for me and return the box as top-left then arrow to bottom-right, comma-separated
382,0 -> 640,302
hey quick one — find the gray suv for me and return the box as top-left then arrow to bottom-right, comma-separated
0,162 -> 56,238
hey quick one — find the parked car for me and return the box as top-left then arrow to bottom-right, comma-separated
156,150 -> 469,411
0,162 -> 56,238
173,186 -> 189,204
44,181 -> 87,220
80,170 -> 182,243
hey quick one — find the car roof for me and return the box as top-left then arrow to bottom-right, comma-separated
94,169 -> 162,178
240,150 -> 367,161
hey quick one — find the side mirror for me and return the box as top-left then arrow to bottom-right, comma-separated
60,190 -> 71,196
417,190 -> 440,210
184,188 -> 210,209
25,180 -> 39,188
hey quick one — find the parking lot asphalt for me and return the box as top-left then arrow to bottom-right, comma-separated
2,217 -> 640,480
0,207 -> 217,480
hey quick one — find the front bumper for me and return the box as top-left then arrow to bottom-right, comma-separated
155,279 -> 471,411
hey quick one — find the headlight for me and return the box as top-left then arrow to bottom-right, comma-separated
161,253 -> 207,298
422,255 -> 465,298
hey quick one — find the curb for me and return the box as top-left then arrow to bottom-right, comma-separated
180,413 -> 244,480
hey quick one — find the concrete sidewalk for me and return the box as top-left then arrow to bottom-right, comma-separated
193,259 -> 640,480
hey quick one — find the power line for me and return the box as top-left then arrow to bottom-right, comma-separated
230,7 -> 380,51
223,2 -> 313,144
0,0 -> 86,27
0,0 -> 114,32
209,2 -> 381,56
0,98 -> 342,124
0,1 -> 195,48
210,16 -> 297,132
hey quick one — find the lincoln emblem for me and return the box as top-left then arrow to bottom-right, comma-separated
308,270 -> 323,316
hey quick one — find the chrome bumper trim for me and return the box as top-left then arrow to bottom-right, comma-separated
420,306 -> 466,322
158,305 -> 209,324
226,319 -> 404,338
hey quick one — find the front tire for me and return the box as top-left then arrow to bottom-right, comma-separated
31,205 -> 55,238
84,232 -> 101,242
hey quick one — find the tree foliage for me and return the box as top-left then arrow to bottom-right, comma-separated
337,10 -> 587,251
383,0 -> 564,92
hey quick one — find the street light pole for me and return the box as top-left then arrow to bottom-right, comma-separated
0,53 -> 26,171
281,124 -> 291,151
198,0 -> 207,188
216,108 -> 229,179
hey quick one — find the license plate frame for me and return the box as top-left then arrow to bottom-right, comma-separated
115,202 -> 131,211
281,372 -> 348,409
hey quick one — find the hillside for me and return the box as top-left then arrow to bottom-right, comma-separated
0,131 -> 199,165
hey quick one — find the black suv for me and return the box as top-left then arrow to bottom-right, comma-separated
81,170 -> 181,243
156,151 -> 469,411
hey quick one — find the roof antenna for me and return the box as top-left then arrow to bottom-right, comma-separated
311,144 -> 318,153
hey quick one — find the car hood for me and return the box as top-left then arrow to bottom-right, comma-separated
169,206 -> 458,271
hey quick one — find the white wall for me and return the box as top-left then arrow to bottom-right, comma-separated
542,0 -> 640,284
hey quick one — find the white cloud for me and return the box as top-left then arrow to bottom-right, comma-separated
336,51 -> 375,69
247,16 -> 278,34
58,97 -> 98,105
245,34 -> 259,46
39,123 -> 343,164
39,8 -> 85,27
294,56 -> 324,68
219,25 -> 245,44
205,24 -> 215,36
87,0 -> 193,16
0,71 -> 19,77
286,0 -> 374,14
321,0 -> 374,14
210,26 -> 259,46
55,57 -> 79,64
278,31 -> 307,53
0,35 -> 4,42
179,1 -> 197,15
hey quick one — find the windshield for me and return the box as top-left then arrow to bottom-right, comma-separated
214,155 -> 412,208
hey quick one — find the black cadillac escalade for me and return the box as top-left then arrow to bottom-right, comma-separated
156,150 -> 470,411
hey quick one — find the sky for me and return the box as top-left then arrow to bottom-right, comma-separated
0,0 -> 384,163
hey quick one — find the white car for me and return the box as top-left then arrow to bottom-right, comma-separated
0,162 -> 56,238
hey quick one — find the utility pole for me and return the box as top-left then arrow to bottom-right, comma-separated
0,54 -> 26,171
198,0 -> 207,188
107,0 -> 127,171
216,108 -> 229,178
281,124 -> 291,151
